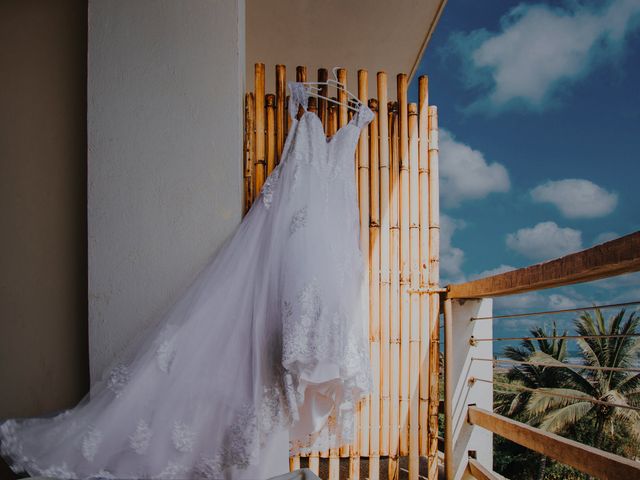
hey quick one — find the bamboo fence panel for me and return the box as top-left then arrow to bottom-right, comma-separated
244,64 -> 440,480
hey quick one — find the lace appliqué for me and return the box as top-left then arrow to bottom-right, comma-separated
158,460 -> 189,479
171,421 -> 195,453
260,165 -> 282,209
90,470 -> 117,479
193,402 -> 258,478
128,419 -> 152,455
279,273 -> 374,456
106,363 -> 129,397
35,462 -> 79,479
1,419 -> 80,478
289,206 -> 308,236
291,162 -> 302,194
156,339 -> 177,374
81,425 -> 103,462
297,279 -> 321,329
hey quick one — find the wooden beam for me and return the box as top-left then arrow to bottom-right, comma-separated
447,231 -> 640,299
467,458 -> 504,480
468,407 -> 640,480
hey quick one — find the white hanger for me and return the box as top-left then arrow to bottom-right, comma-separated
298,67 -> 363,113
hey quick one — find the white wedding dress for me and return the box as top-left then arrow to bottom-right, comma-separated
0,82 -> 374,479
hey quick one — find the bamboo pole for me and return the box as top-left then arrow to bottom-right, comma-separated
368,98 -> 381,480
397,73 -> 410,459
377,73 -> 390,459
308,96 -> 317,116
417,75 -> 431,457
296,65 -> 307,82
254,63 -> 266,195
243,92 -> 255,213
295,66 -> 307,121
340,68 -> 362,480
329,448 -> 339,480
408,102 -> 420,480
286,94 -> 292,139
443,297 -> 453,480
323,94 -> 338,461
289,456 -> 300,473
357,70 -> 371,463
308,455 -> 319,476
276,65 -> 286,163
266,94 -> 276,176
388,100 -> 400,480
427,105 -> 440,480
318,68 -> 329,130
328,102 -> 337,137
337,68 -> 348,127
308,54 -> 322,453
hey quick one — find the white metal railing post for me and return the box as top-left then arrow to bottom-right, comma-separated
444,297 -> 493,480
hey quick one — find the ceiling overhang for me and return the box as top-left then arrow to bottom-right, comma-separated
246,0 -> 447,98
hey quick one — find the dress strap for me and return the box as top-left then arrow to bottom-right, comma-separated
288,82 -> 308,120
353,103 -> 375,129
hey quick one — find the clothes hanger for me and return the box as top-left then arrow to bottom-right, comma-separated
298,67 -> 363,113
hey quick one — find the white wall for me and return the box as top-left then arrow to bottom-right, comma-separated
445,298 -> 494,480
88,0 -> 245,381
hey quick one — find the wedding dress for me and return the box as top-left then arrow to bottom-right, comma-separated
0,81 -> 375,479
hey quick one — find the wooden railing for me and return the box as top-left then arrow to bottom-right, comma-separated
447,231 -> 640,299
468,407 -> 640,480
443,231 -> 640,480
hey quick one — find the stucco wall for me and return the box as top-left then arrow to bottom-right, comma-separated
88,0 -> 245,381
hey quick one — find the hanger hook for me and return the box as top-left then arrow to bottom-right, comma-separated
332,67 -> 342,84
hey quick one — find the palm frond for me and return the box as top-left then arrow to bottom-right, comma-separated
525,387 -> 593,418
538,401 -> 593,433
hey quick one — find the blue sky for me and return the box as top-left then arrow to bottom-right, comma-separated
409,0 -> 640,345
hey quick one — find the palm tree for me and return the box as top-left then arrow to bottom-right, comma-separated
525,308 -> 640,457
495,322 -> 569,418
494,322 -> 569,479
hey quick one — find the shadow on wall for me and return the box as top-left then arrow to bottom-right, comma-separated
0,1 -> 89,478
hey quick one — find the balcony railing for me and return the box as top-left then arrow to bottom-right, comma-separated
443,231 -> 640,480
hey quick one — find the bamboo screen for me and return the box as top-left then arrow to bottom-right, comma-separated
243,64 -> 441,480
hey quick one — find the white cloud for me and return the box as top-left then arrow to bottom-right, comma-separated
440,214 -> 466,280
440,129 -> 510,206
506,221 -> 583,260
495,292 -> 547,312
531,179 -> 618,218
447,0 -> 640,112
548,294 -> 579,310
589,271 -> 640,290
593,231 -> 620,245
470,264 -> 516,280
